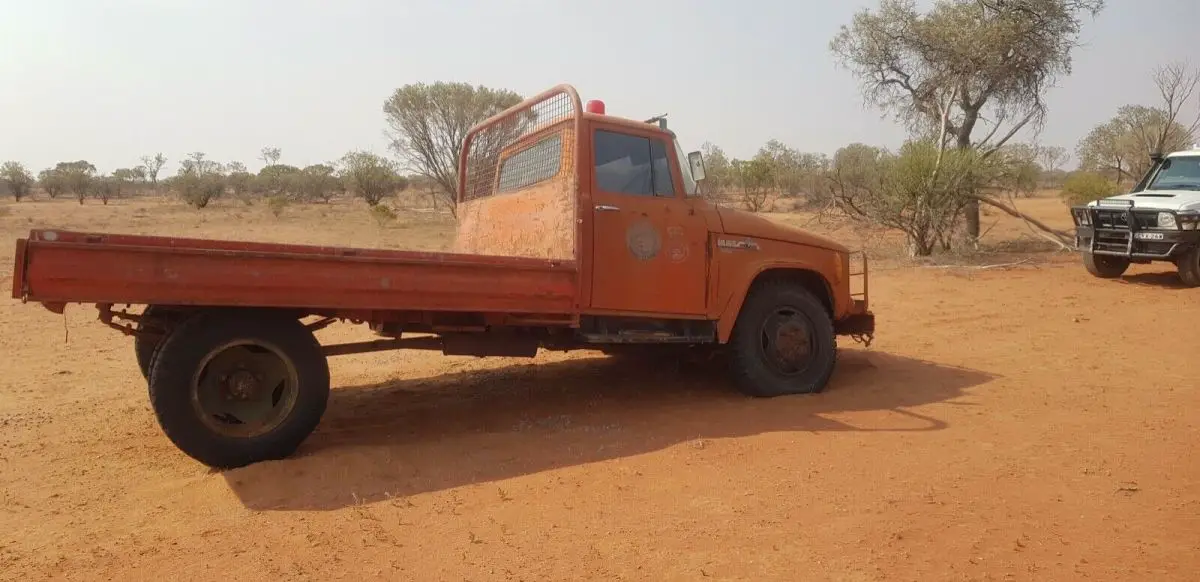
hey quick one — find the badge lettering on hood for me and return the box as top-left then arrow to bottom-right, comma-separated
717,238 -> 760,251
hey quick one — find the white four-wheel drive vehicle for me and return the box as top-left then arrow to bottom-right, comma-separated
1071,149 -> 1200,286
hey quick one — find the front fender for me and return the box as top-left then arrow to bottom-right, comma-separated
711,239 -> 847,342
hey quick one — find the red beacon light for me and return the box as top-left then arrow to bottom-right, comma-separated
585,99 -> 606,115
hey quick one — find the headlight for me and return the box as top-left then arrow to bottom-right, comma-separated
1179,211 -> 1200,230
1158,212 -> 1177,229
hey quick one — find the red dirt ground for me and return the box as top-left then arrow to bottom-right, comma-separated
1,197 -> 1197,581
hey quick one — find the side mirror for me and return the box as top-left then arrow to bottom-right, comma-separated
687,151 -> 707,181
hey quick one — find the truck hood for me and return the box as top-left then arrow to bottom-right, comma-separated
716,207 -> 849,253
1089,189 -> 1200,211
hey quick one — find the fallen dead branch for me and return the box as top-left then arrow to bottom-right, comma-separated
968,192 -> 1076,252
921,258 -> 1035,270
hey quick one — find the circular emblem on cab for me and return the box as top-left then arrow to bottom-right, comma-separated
625,220 -> 661,261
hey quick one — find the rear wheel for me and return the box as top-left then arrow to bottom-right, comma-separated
1176,245 -> 1200,287
727,280 -> 837,397
134,306 -> 188,379
148,310 -> 330,468
1083,252 -> 1129,278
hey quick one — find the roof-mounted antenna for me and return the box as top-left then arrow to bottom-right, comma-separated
644,114 -> 668,130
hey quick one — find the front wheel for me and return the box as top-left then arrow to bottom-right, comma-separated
1083,252 -> 1129,278
148,310 -> 330,468
1176,245 -> 1200,287
727,281 -> 837,397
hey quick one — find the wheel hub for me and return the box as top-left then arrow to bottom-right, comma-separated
773,321 -> 811,364
760,307 -> 816,376
225,369 -> 260,400
192,342 -> 299,438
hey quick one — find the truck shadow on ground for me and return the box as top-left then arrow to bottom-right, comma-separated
222,349 -> 996,511
1121,271 -> 1188,289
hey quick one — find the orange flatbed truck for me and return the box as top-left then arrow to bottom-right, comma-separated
10,85 -> 874,468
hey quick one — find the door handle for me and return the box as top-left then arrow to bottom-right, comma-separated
594,204 -> 621,212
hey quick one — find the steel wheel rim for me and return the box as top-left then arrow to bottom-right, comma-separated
190,340 -> 300,439
759,306 -> 816,377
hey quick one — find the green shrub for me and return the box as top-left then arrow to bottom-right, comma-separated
1061,172 -> 1119,206
266,194 -> 289,218
369,203 -> 397,227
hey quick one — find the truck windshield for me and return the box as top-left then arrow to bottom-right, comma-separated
673,138 -> 698,196
1149,155 -> 1200,190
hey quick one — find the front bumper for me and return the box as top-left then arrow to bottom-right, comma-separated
834,310 -> 875,336
836,250 -> 875,345
1071,204 -> 1200,259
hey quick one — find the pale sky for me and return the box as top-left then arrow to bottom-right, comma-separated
2,0 -> 1197,174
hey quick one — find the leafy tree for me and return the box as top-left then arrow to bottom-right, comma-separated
1060,171 -> 1119,206
732,157 -> 775,212
830,0 -> 1105,239
260,147 -> 282,167
266,194 -> 289,218
111,167 -> 145,197
112,167 -> 144,183
1036,145 -> 1070,187
55,161 -> 96,204
224,162 -> 256,204
698,142 -> 732,197
1076,62 -> 1200,185
258,163 -> 301,198
140,153 -> 167,188
37,168 -> 64,199
755,140 -> 829,199
383,82 -> 522,214
1038,145 -> 1069,173
1077,106 -> 1193,185
1,162 -> 35,201
754,139 -> 832,207
991,143 -> 1043,196
827,140 -> 978,256
298,164 -> 343,203
92,175 -> 122,205
339,150 -> 407,206
174,152 -> 225,209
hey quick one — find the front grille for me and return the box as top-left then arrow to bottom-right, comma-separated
1093,209 -> 1159,229
1092,230 -> 1130,253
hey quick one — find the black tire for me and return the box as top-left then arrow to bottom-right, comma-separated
1082,252 -> 1129,278
1176,245 -> 1200,287
135,306 -> 187,380
727,280 -> 837,397
148,310 -> 330,469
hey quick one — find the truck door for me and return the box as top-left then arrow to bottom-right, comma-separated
589,127 -> 709,315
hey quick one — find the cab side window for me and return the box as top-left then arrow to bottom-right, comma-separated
594,129 -> 676,197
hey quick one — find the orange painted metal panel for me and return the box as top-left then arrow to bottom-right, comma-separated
584,120 -> 713,316
710,237 -> 851,342
588,194 -> 710,315
17,230 -> 578,315
11,237 -> 26,299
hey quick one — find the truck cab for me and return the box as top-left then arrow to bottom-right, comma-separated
453,87 -> 873,349
1071,149 -> 1200,285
